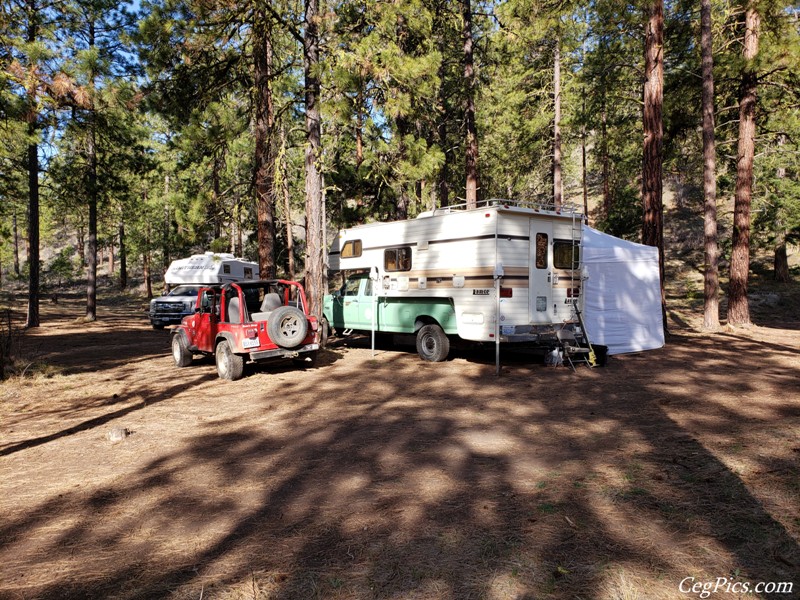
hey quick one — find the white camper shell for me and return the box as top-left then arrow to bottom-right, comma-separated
164,253 -> 259,286
150,253 -> 259,329
325,200 -> 586,358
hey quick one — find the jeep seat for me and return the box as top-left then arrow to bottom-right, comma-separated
251,292 -> 282,322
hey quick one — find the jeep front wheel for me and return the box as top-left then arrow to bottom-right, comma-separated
216,340 -> 245,380
172,333 -> 193,367
416,324 -> 449,362
267,306 -> 308,349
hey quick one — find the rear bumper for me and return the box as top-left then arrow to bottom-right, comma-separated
248,343 -> 320,362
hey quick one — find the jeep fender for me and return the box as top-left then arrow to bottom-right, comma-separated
215,332 -> 239,353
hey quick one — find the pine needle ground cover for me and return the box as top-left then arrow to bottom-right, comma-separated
0,289 -> 798,600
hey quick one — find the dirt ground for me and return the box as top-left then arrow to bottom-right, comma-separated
1,289 -> 799,600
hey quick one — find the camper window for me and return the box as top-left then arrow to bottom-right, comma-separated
243,268 -> 253,279
385,247 -> 412,272
223,264 -> 231,274
341,240 -> 362,258
553,240 -> 580,270
535,234 -> 548,269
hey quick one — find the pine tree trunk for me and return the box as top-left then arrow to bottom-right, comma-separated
553,39 -> 562,210
462,0 -> 479,209
119,221 -> 127,289
773,137 -> 789,283
774,240 -> 789,283
86,56 -> 98,320
12,207 -> 20,277
701,0 -> 720,330
254,15 -> 276,279
601,100 -> 611,217
143,251 -> 152,300
280,127 -> 296,280
642,0 -> 666,330
728,6 -> 760,327
581,94 -> 588,220
304,0 -> 326,317
163,175 -> 170,275
25,0 -> 40,328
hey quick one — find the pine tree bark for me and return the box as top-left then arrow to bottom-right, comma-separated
728,5 -> 760,327
12,207 -> 20,277
280,126 -> 296,280
24,0 -> 40,328
701,0 -> 720,330
462,0 -> 479,209
642,0 -> 666,330
601,100 -> 611,217
303,0 -> 326,317
85,20 -> 98,322
553,39 -> 562,210
773,137 -> 789,283
119,221 -> 127,289
254,14 -> 277,279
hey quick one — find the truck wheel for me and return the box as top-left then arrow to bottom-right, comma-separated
171,333 -> 193,367
216,340 -> 244,381
267,306 -> 308,349
416,324 -> 450,362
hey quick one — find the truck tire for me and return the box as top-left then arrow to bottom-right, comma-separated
171,332 -> 193,367
216,339 -> 244,381
267,306 -> 308,349
416,324 -> 450,362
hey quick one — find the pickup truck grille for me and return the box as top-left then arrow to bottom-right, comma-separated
153,302 -> 183,314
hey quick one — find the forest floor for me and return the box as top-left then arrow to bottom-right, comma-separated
1,268 -> 799,599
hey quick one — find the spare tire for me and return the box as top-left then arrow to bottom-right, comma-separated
267,305 -> 308,349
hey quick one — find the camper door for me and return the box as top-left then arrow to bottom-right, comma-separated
529,221 -> 553,323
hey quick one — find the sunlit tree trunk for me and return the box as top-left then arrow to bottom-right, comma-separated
462,0 -> 478,208
304,0 -> 326,317
642,0 -> 666,331
728,5 -> 760,327
701,0 -> 720,330
254,14 -> 276,279
553,38 -> 562,210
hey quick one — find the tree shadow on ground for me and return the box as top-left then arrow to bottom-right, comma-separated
0,332 -> 798,599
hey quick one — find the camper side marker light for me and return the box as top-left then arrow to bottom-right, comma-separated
500,287 -> 513,298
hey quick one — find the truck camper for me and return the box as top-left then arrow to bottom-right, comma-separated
149,253 -> 259,329
323,200 -> 586,362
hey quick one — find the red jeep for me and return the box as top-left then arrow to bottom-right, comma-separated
170,279 -> 320,380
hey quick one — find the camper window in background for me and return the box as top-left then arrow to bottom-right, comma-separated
341,240 -> 362,258
553,240 -> 580,270
244,268 -> 253,279
223,264 -> 231,274
384,247 -> 412,272
535,234 -> 548,269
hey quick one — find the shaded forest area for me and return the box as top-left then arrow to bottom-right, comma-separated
2,0 -> 799,329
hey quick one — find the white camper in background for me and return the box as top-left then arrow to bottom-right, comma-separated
164,252 -> 258,285
150,253 -> 259,329
323,200 -> 586,361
